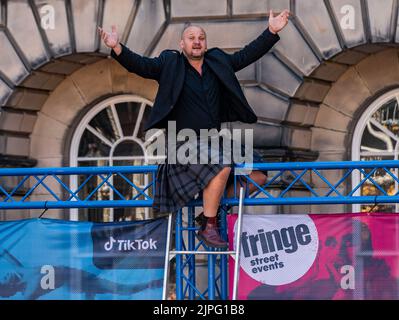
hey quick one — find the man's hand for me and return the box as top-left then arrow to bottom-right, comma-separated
268,9 -> 290,34
98,25 -> 122,55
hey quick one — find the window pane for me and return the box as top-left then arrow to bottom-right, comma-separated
74,97 -> 153,222
355,90 -> 399,215
113,160 -> 146,201
372,98 -> 399,136
361,98 -> 399,152
136,105 -> 152,139
113,159 -> 153,221
360,155 -> 396,213
115,101 -> 142,137
77,160 -> 110,222
113,141 -> 144,157
78,130 -> 111,157
360,122 -> 395,152
89,107 -> 120,143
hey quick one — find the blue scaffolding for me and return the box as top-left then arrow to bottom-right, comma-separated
1,160 -> 399,300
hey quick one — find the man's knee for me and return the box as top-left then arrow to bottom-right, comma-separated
251,171 -> 267,186
217,167 -> 232,178
205,167 -> 231,189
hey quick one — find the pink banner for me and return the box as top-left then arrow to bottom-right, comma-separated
228,213 -> 399,300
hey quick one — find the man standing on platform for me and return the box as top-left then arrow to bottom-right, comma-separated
99,10 -> 289,248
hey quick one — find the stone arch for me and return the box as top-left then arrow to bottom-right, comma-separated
30,58 -> 158,168
0,0 -> 167,166
2,0 -> 399,166
4,58 -> 157,220
311,48 -> 399,163
299,47 -> 399,213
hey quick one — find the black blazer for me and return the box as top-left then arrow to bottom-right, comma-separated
111,28 -> 280,131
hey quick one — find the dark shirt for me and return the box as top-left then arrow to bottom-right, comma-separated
167,55 -> 221,134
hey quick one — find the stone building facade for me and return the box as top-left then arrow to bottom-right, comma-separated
1,0 -> 399,220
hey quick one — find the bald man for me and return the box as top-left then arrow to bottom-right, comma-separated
99,10 -> 289,248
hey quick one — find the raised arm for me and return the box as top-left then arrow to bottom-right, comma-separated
228,9 -> 290,72
99,25 -> 163,81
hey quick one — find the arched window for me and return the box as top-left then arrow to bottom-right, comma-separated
352,88 -> 399,213
69,95 -> 163,221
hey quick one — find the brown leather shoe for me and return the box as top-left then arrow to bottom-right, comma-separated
197,216 -> 228,248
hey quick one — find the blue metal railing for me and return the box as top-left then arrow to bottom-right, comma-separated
0,165 -> 158,209
2,160 -> 399,209
1,160 -> 399,300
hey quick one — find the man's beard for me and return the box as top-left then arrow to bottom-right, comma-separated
185,48 -> 205,60
190,53 -> 204,60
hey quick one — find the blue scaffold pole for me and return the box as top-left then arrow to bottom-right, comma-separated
188,207 -> 196,300
208,247 -> 216,300
175,209 -> 183,300
220,207 -> 228,300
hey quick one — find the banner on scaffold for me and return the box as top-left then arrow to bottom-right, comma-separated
0,217 -> 168,300
228,213 -> 399,300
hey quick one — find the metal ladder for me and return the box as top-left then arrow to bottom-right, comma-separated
162,187 -> 245,300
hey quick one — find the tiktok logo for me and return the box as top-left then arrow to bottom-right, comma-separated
104,236 -> 117,251
104,236 -> 158,251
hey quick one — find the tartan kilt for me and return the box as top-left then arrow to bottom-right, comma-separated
152,136 -> 266,214
152,162 -> 230,214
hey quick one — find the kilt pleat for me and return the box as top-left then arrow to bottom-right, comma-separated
152,135 -> 266,214
152,163 -> 229,213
